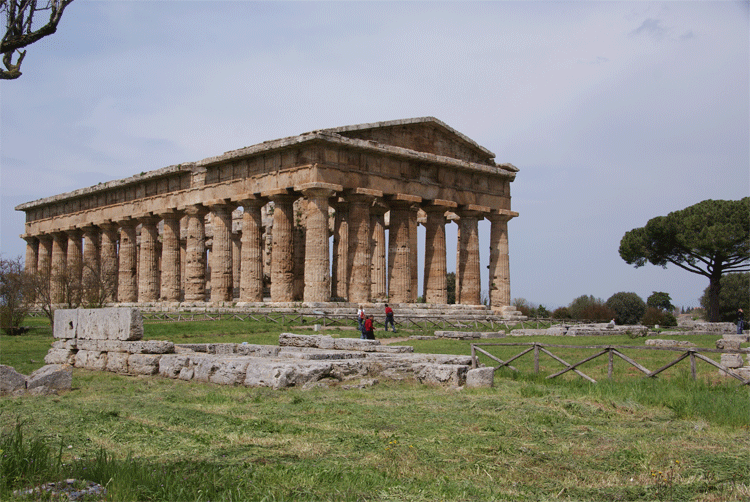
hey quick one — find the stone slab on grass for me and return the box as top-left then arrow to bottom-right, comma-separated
466,367 -> 495,388
26,364 -> 72,393
0,364 -> 27,395
54,308 -> 143,341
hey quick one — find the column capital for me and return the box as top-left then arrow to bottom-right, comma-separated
294,182 -> 342,194
422,199 -> 458,211
233,194 -> 268,208
156,208 -> 183,219
487,209 -> 519,222
181,204 -> 209,217
21,233 -> 38,243
205,198 -> 237,210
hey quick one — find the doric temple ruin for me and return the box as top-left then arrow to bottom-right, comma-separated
16,117 -> 518,311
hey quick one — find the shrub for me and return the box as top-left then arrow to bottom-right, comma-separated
647,291 -> 675,312
606,292 -> 646,325
568,295 -> 614,322
0,256 -> 33,335
641,307 -> 678,327
551,307 -> 571,319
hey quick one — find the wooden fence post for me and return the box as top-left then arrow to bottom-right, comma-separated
608,348 -> 613,380
534,344 -> 539,374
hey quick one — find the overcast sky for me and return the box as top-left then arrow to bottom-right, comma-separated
1,1 -> 748,309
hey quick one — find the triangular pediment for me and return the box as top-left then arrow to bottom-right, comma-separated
322,117 -> 496,165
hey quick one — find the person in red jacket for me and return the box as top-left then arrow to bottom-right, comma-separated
364,315 -> 375,340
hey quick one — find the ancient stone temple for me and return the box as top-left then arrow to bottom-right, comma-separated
16,117 -> 518,310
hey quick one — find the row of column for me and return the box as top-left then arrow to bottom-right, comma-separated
22,192 -> 513,307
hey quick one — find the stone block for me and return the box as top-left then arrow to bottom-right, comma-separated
105,352 -> 129,374
645,339 -> 696,348
715,339 -> 741,350
127,354 -> 160,375
192,356 -> 220,382
722,334 -> 749,343
159,354 -> 190,378
466,367 -> 494,388
333,338 -> 381,351
77,308 -> 143,341
720,353 -> 744,368
0,364 -> 27,395
244,361 -> 332,389
413,363 -> 468,387
75,350 -> 108,371
279,333 -> 327,348
26,364 -> 72,393
210,358 -> 251,385
236,344 -> 280,357
52,339 -> 77,350
53,309 -> 78,339
44,348 -> 75,365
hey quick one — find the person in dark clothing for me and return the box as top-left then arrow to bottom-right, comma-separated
384,304 -> 396,332
364,315 -> 375,340
738,309 -> 745,335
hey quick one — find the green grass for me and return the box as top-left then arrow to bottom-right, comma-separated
1,316 -> 749,501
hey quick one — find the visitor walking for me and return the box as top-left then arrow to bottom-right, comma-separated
738,309 -> 745,335
364,315 -> 375,340
384,304 -> 396,332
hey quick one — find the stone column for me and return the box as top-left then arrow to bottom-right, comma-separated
302,187 -> 335,302
23,235 -> 38,275
81,226 -> 100,290
66,229 -> 83,282
37,235 -> 52,277
50,232 -> 67,304
388,201 -> 413,303
239,198 -> 265,302
269,193 -> 296,302
423,202 -> 454,304
184,205 -> 209,302
292,202 -> 306,301
457,208 -> 483,306
117,220 -> 138,303
207,202 -> 235,303
99,223 -> 119,302
409,208 -> 419,302
232,231 -> 241,298
137,216 -> 160,302
331,199 -> 349,301
489,211 -> 517,308
370,202 -> 388,301
347,194 -> 373,304
160,211 -> 182,302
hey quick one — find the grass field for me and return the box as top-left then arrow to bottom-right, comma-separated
1,316 -> 749,501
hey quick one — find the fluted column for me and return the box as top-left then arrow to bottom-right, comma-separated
137,216 -> 160,302
489,212 -> 516,308
117,220 -> 138,302
331,199 -> 349,301
81,226 -> 100,289
50,232 -> 67,304
66,229 -> 83,283
160,211 -> 182,302
37,235 -> 52,277
207,202 -> 235,302
239,198 -> 265,302
184,205 -> 209,302
347,194 -> 373,304
99,223 -> 119,302
293,202 -> 306,301
370,202 -> 387,301
302,187 -> 335,302
269,193 -> 295,302
23,235 -> 38,275
388,201 -> 413,303
457,209 -> 482,305
423,203 -> 453,304
232,231 -> 241,298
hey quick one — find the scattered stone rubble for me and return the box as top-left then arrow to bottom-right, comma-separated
716,334 -> 750,380
42,308 -> 494,389
0,364 -> 72,396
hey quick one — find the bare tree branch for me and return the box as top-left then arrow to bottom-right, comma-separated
1,0 -> 74,80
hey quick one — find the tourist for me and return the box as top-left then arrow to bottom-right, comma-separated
384,304 -> 396,332
738,309 -> 745,335
357,305 -> 366,339
364,315 -> 375,340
